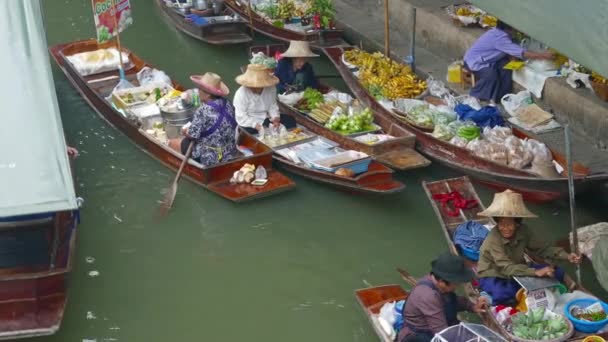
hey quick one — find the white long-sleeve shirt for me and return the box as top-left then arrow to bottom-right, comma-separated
233,86 -> 280,128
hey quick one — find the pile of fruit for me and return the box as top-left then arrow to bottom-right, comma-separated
309,101 -> 347,123
592,71 -> 608,84
325,107 -> 375,134
509,307 -> 570,340
343,49 -> 426,100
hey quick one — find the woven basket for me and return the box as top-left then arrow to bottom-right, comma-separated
591,79 -> 608,102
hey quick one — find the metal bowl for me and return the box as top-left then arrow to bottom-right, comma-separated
178,4 -> 192,15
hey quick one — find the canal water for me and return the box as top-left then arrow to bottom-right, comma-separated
39,1 -> 607,341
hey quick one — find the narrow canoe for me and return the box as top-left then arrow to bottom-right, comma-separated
422,176 -> 608,341
155,0 -> 252,45
323,45 -> 608,202
355,284 -> 409,342
223,0 -> 344,47
0,211 -> 78,340
243,123 -> 405,194
49,39 -> 295,202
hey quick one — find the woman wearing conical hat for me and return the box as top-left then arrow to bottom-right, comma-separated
476,189 -> 581,305
234,64 -> 297,134
274,40 -> 319,94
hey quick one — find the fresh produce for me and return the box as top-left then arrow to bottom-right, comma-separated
592,72 -> 608,84
277,0 -> 296,20
325,107 -> 375,134
309,101 -> 347,123
574,311 -> 608,322
250,52 -> 277,69
510,307 -> 569,340
456,7 -> 481,17
343,49 -> 426,100
457,125 -> 481,141
481,14 -> 497,27
298,88 -> 325,111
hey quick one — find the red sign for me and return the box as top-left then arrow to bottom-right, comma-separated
91,0 -> 133,43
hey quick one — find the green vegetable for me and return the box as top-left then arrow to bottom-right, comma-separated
510,310 -> 569,340
300,88 -> 324,111
325,107 -> 375,134
456,125 -> 480,141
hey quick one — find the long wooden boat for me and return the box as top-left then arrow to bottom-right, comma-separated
243,123 -> 405,194
0,211 -> 78,340
355,285 -> 409,342
422,176 -> 608,341
50,39 -> 295,202
324,45 -> 608,202
223,0 -> 344,47
155,0 -> 252,45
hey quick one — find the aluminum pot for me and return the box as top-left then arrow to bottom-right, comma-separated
160,105 -> 195,121
178,4 -> 192,15
164,117 -> 192,139
194,0 -> 208,10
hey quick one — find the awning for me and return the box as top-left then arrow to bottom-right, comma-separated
0,0 -> 77,217
470,0 -> 608,78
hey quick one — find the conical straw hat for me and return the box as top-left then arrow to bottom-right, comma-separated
190,72 -> 230,96
281,40 -> 319,58
478,189 -> 538,218
235,64 -> 279,88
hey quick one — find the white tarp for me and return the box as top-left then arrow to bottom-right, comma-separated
0,0 -> 77,217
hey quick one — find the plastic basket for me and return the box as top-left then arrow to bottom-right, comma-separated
565,299 -> 608,333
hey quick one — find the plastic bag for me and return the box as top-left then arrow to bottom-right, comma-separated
379,301 -> 397,325
278,91 -> 304,105
454,95 -> 482,111
486,143 -> 508,165
432,109 -> 457,125
427,76 -> 451,98
110,78 -> 135,95
450,136 -> 469,148
255,165 -> 268,180
501,91 -> 533,117
432,124 -> 454,141
505,136 -> 533,169
524,139 -> 553,164
137,67 -> 171,87
456,121 -> 481,141
65,48 -> 130,76
482,126 -> 513,143
393,98 -> 427,113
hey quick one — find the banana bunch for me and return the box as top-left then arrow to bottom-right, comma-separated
456,7 -> 472,16
592,72 -> 608,84
481,15 -> 497,27
277,0 -> 296,20
344,49 -> 426,99
309,101 -> 347,123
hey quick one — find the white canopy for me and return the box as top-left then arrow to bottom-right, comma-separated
0,0 -> 77,217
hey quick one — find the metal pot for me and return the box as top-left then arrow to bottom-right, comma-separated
194,0 -> 208,10
211,0 -> 224,15
163,117 -> 192,139
178,4 -> 192,15
160,104 -> 194,121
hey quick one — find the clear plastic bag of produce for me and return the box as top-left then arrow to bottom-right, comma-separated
482,126 -> 513,143
278,91 -> 304,105
432,109 -> 457,125
432,124 -> 454,141
454,95 -> 482,110
393,98 -> 427,113
456,121 -> 481,141
505,136 -> 533,169
323,91 -> 353,105
408,105 -> 434,126
450,136 -> 469,148
467,139 -> 508,165
137,66 -> 171,87
426,76 -> 451,99
250,51 -> 277,69
523,138 -> 553,164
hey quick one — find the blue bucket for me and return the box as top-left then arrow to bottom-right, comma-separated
564,298 -> 608,333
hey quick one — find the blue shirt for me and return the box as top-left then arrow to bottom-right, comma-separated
274,58 -> 318,93
464,28 -> 526,71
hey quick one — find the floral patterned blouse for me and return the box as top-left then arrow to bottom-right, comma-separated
187,98 -> 238,167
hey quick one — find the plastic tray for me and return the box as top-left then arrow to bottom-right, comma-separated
311,150 -> 371,174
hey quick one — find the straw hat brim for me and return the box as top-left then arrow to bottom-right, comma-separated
235,73 -> 279,88
190,75 -> 230,96
281,51 -> 320,58
478,189 -> 538,218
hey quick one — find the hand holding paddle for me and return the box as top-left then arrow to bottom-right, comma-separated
159,140 -> 194,216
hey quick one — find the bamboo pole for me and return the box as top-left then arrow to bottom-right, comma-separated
111,0 -> 126,80
384,0 -> 390,57
565,125 -> 582,285
247,0 -> 255,39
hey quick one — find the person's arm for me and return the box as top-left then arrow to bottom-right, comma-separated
233,89 -> 261,128
525,227 -> 569,261
485,237 -> 538,277
185,108 -> 206,139
266,87 -> 280,120
493,32 -> 526,59
523,50 -> 554,60
417,289 -> 450,333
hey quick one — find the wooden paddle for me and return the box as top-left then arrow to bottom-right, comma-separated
159,140 -> 194,215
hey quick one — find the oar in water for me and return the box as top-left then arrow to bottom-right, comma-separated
159,140 -> 194,215
396,267 -> 418,287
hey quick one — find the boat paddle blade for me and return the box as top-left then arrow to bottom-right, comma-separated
158,141 -> 194,217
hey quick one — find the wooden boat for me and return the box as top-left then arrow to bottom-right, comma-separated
155,0 -> 252,45
421,176 -> 608,341
243,122 -> 405,194
323,45 -> 608,202
355,285 -> 409,342
0,211 -> 78,340
223,0 -> 344,47
49,39 -> 295,202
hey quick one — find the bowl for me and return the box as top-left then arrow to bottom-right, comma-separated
583,336 -> 606,342
565,299 -> 608,334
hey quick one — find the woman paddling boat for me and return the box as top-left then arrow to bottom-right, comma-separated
169,72 -> 239,167
476,189 -> 582,305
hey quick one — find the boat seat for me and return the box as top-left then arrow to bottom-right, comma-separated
460,65 -> 476,89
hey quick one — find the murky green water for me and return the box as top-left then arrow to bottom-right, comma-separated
37,1 -> 608,341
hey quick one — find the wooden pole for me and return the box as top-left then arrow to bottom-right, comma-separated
247,0 -> 255,39
565,125 -> 582,285
111,0 -> 126,79
384,0 -> 390,57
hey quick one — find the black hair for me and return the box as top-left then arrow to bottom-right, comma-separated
495,20 -> 509,31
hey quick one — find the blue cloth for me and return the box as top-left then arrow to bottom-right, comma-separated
394,300 -> 406,333
467,57 -> 513,103
478,263 -> 566,305
455,103 -> 505,128
274,58 -> 318,93
454,221 -> 489,252
185,14 -> 208,27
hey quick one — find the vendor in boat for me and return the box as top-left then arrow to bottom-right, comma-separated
168,72 -> 238,166
398,253 -> 487,342
463,20 -> 554,103
274,40 -> 319,94
234,64 -> 296,134
476,189 -> 581,305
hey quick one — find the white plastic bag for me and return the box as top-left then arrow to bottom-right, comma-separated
505,136 -> 533,169
523,139 -> 553,164
501,91 -> 533,117
278,91 -> 304,106
426,76 -> 451,98
137,67 -> 172,87
379,301 -> 397,325
454,95 -> 481,110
